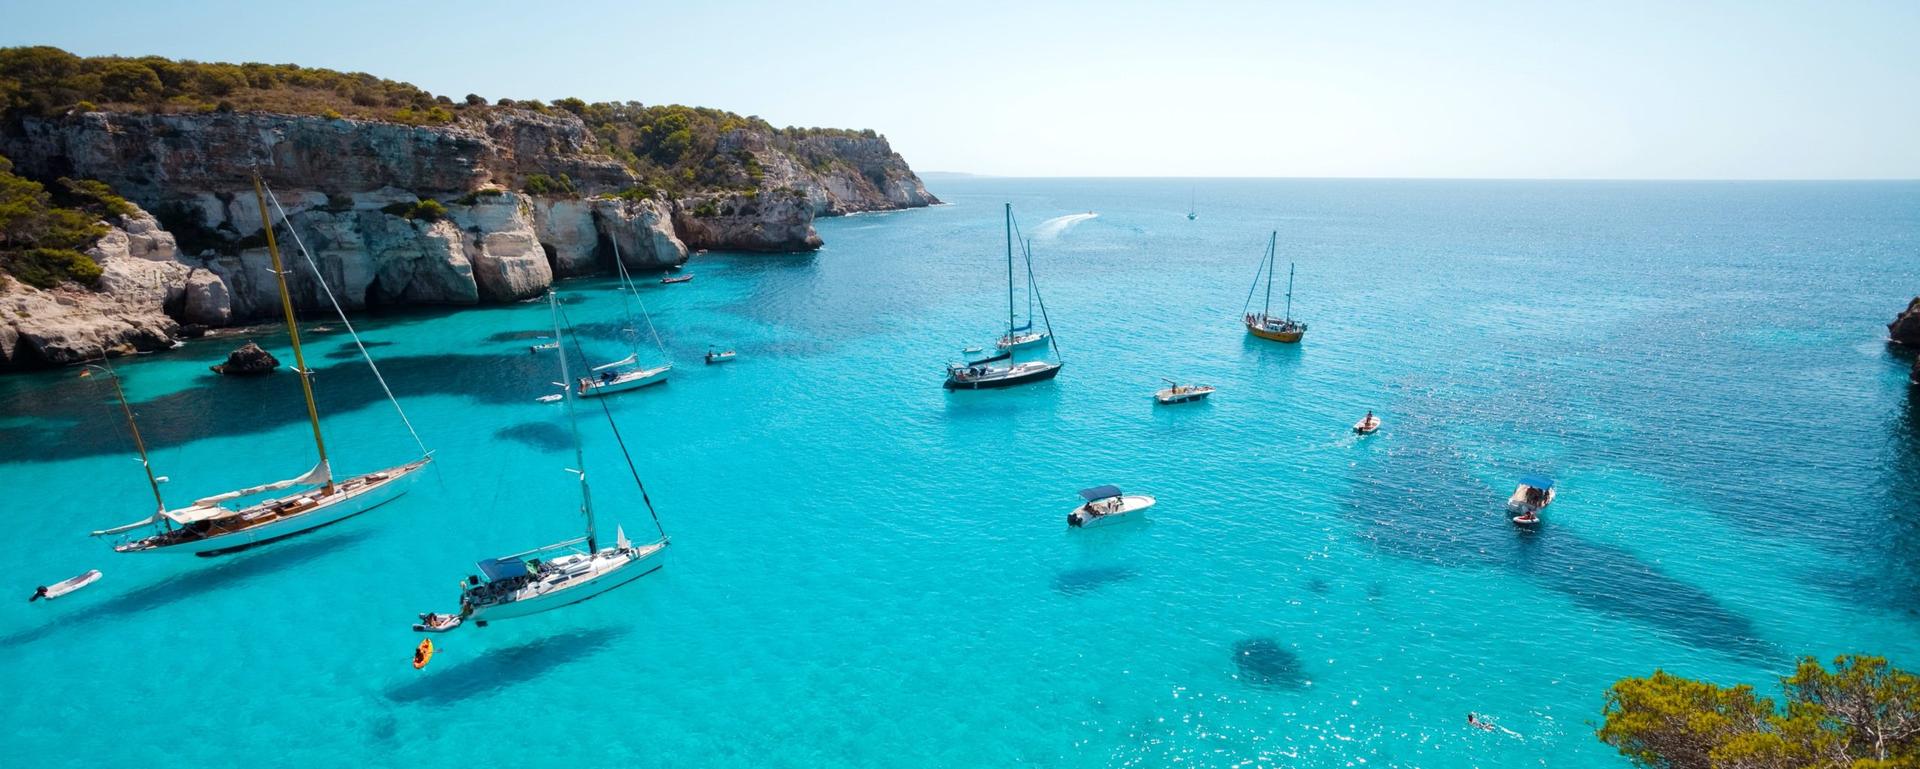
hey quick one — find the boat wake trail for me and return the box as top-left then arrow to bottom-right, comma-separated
1032,212 -> 1097,240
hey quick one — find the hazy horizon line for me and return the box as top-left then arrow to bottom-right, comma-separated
920,172 -> 1920,183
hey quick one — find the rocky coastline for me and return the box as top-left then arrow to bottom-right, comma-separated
1893,297 -> 1920,386
0,105 -> 936,371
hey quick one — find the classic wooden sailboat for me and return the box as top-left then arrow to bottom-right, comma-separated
1242,231 -> 1307,343
91,176 -> 430,557
946,204 -> 1063,390
576,235 -> 671,397
415,291 -> 669,632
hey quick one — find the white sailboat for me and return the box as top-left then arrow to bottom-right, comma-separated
416,291 -> 669,632
90,175 -> 430,557
576,235 -> 671,397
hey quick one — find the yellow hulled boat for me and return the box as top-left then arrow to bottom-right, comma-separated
1241,230 -> 1306,343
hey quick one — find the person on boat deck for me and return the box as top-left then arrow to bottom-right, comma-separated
601,370 -> 615,384
28,586 -> 48,602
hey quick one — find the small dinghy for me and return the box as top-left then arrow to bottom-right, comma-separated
1068,485 -> 1155,528
661,274 -> 694,284
535,394 -> 563,403
1354,412 -> 1381,435
413,612 -> 465,633
705,348 -> 737,365
1508,476 -> 1555,525
1155,379 -> 1215,405
30,569 -> 101,602
529,341 -> 558,352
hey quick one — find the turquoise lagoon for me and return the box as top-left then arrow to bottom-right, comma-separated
1,178 -> 1917,768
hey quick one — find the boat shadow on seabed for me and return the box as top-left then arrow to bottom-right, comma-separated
0,529 -> 372,649
383,625 -> 629,706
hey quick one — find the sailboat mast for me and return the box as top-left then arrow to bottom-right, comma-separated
1005,203 -> 1015,339
252,174 -> 333,494
98,363 -> 166,515
1285,262 -> 1295,322
1262,231 -> 1277,319
549,291 -> 597,552
609,234 -> 639,360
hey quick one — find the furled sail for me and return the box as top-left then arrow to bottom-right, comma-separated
591,354 -> 638,372
186,460 -> 332,508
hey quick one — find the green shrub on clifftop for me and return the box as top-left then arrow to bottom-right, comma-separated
0,153 -> 114,289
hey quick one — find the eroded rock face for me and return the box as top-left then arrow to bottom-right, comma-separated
211,341 -> 278,375
1891,297 -> 1920,347
673,191 -> 823,253
0,206 -> 210,369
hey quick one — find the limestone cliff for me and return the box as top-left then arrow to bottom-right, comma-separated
0,49 -> 938,370
1891,297 -> 1920,348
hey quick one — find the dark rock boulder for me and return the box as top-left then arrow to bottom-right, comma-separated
211,342 -> 278,375
1891,297 -> 1920,347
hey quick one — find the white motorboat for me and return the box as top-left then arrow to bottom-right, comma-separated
1155,379 -> 1215,404
1354,413 -> 1380,435
417,291 -> 671,632
30,569 -> 102,601
1508,476 -> 1555,524
1068,485 -> 1156,528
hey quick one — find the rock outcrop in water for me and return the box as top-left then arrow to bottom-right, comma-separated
0,48 -> 938,371
210,341 -> 278,375
1891,297 -> 1920,348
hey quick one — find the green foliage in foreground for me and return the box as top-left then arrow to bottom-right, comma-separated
1599,655 -> 1920,768
0,153 -> 123,289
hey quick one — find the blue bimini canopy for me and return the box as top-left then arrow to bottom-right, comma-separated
1519,475 -> 1555,491
478,557 -> 530,582
1079,485 -> 1123,501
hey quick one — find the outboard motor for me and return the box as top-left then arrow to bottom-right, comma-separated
1068,512 -> 1083,527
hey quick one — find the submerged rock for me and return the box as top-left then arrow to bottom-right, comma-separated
211,341 -> 278,375
1893,297 -> 1920,348
1231,638 -> 1309,690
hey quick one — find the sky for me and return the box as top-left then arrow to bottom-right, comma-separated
3,0 -> 1916,179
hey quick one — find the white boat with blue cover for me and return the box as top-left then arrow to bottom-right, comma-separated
1068,485 -> 1155,528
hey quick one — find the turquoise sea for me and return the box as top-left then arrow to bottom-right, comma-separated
2,178 -> 1918,768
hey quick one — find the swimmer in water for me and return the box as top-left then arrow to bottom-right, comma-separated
1468,712 -> 1495,731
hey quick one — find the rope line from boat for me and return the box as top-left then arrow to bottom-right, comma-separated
1240,235 -> 1269,318
261,182 -> 433,461
609,236 -> 669,359
1011,213 -> 1061,362
554,300 -> 669,541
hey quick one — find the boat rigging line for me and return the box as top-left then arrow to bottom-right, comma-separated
260,180 -> 432,462
554,299 -> 669,541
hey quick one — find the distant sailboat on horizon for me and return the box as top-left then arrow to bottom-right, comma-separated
1187,188 -> 1197,221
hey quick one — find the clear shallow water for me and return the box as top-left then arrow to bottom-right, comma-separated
2,178 -> 1918,768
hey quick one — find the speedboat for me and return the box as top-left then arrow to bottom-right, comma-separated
1353,414 -> 1381,435
1068,485 -> 1155,528
1508,476 -> 1555,524
705,348 -> 737,365
945,360 -> 1062,390
1155,379 -> 1215,404
30,569 -> 102,602
661,274 -> 694,284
